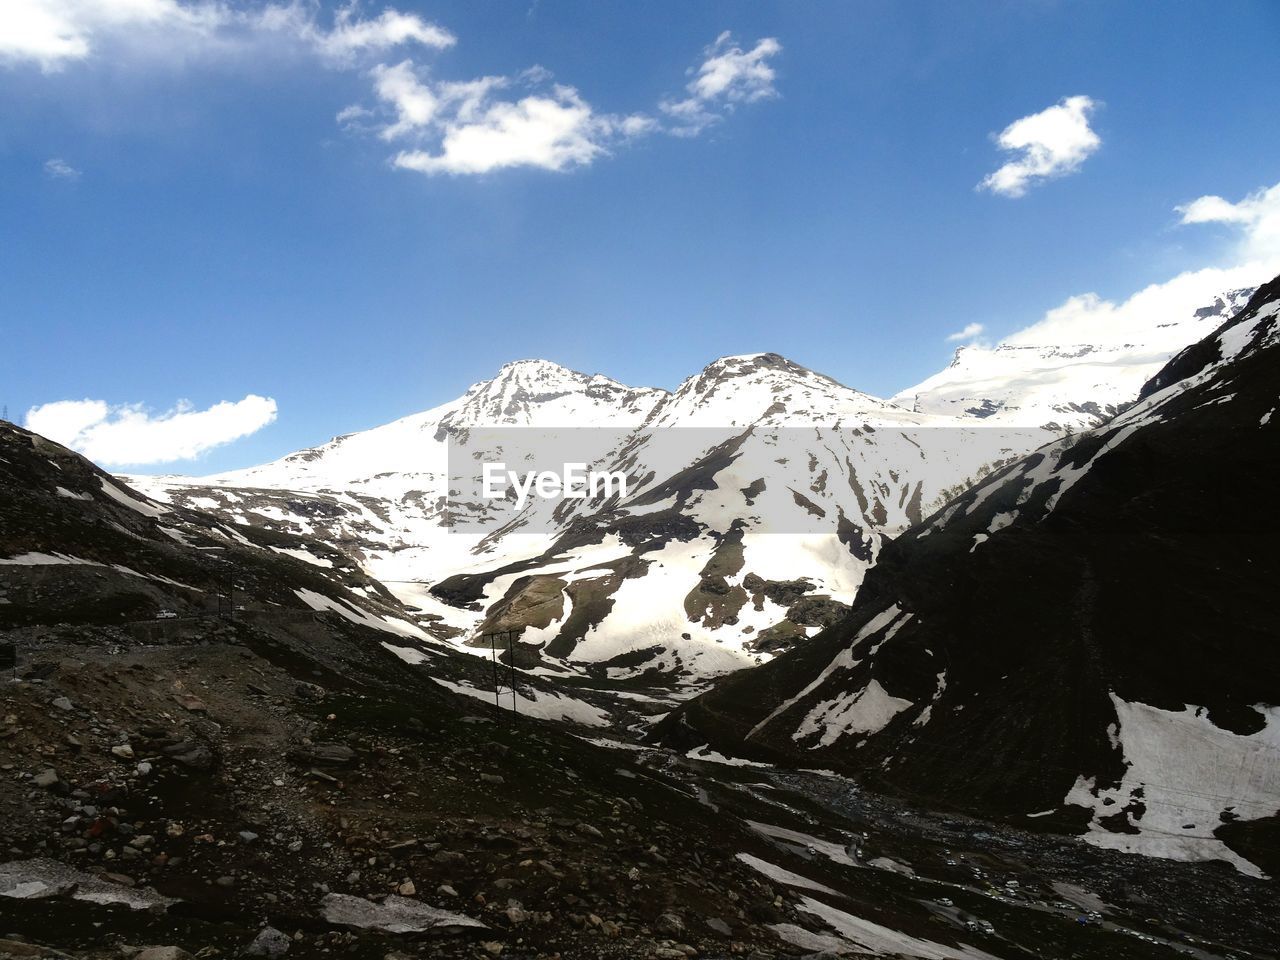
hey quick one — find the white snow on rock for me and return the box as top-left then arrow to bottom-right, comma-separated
686,745 -> 771,767
99,477 -> 168,517
0,552 -> 85,565
0,858 -> 175,912
769,923 -> 853,954
1065,694 -> 1280,877
431,677 -> 610,728
294,588 -> 429,641
794,894 -> 999,959
794,678 -> 914,748
734,852 -> 840,895
271,547 -> 334,568
746,820 -> 858,867
381,642 -> 432,665
748,606 -> 910,739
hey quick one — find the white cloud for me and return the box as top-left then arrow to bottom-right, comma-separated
394,85 -> 609,176
43,156 -> 80,178
1002,264 -> 1270,348
1176,182 -> 1280,263
660,32 -> 782,135
359,60 -> 656,176
25,394 -> 278,465
1,0 -> 229,71
368,59 -> 443,139
7,11 -> 782,180
0,0 -> 453,72
315,6 -> 453,59
998,178 -> 1280,349
945,322 -> 984,342
355,32 -> 777,176
979,95 -> 1100,198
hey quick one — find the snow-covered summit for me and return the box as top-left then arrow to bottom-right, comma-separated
444,358 -> 665,430
645,352 -> 917,429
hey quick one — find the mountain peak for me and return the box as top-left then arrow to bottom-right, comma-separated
444,357 -> 664,430
701,352 -> 801,375
496,358 -> 575,375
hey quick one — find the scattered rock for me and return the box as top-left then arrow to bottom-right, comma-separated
0,939 -> 59,958
174,694 -> 207,713
295,682 -> 326,700
320,893 -> 487,934
656,913 -> 685,936
135,948 -> 194,960
161,740 -> 214,770
290,742 -> 354,766
245,926 -> 291,958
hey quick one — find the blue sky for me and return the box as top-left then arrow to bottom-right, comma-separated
3,0 -> 1279,472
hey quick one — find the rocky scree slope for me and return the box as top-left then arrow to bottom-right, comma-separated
0,422 -> 675,732
655,277 -> 1280,879
0,420 -> 876,960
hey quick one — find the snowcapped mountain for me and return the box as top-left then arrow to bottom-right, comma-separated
131,353 -> 1048,680
136,280 -> 1266,688
659,276 -> 1280,877
131,360 -> 668,618
891,286 -> 1256,429
433,353 -> 1039,679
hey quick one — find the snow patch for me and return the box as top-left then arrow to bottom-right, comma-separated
431,677 -> 609,727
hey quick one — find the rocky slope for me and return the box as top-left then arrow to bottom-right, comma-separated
14,420 -> 1267,960
656,277 -> 1280,879
0,422 -> 438,653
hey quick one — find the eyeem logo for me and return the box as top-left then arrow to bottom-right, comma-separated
482,462 -> 628,509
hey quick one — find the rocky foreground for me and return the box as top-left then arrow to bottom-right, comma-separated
3,624 -> 1279,960
0,627 -> 795,960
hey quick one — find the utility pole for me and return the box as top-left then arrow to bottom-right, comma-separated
486,628 -> 520,720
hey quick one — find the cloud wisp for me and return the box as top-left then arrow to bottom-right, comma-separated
350,31 -> 780,177
660,31 -> 782,136
25,395 -> 278,465
0,0 -> 455,73
1177,182 -> 1280,264
945,322 -> 985,343
980,95 -> 1101,198
43,156 -> 80,179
